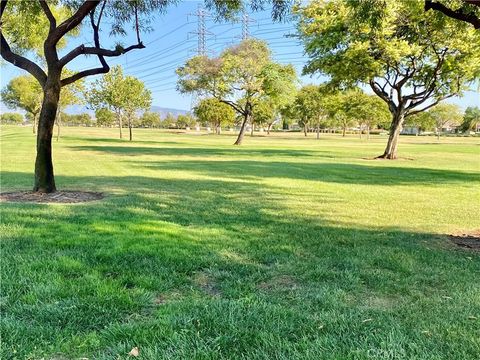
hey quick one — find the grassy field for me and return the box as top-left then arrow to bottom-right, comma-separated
1,125 -> 479,359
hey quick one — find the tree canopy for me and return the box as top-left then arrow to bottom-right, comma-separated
295,0 -> 480,158
194,98 -> 235,134
177,38 -> 297,145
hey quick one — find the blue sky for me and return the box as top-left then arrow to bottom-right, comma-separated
1,0 -> 478,113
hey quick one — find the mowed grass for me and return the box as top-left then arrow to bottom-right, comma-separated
1,125 -> 479,359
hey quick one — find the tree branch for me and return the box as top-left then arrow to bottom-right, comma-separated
50,1 -> 100,45
0,32 -> 47,86
425,0 -> 480,29
39,0 -> 56,31
59,43 -> 145,67
405,93 -> 456,117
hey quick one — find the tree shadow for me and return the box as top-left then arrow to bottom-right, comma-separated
1,171 -> 478,358
71,144 -> 330,158
132,160 -> 480,185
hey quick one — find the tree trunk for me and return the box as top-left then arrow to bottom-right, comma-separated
234,113 -> 249,145
128,116 -> 132,141
367,125 -> 370,140
117,111 -> 123,139
316,126 -> 320,139
32,113 -> 37,134
217,125 -> 221,135
304,124 -> 308,137
378,112 -> 405,159
436,127 -> 440,140
251,123 -> 254,137
56,110 -> 61,142
33,74 -> 61,193
267,123 -> 272,135
342,126 -> 346,137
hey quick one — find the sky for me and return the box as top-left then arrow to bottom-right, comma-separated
1,0 -> 478,113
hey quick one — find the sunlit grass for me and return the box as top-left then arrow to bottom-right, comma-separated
1,126 -> 479,359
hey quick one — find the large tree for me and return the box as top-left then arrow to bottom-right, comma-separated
1,75 -> 42,134
1,0 -> 290,193
295,0 -> 480,159
177,39 -> 297,145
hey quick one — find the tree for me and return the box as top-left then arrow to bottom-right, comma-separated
291,85 -> 328,138
428,103 -> 463,139
88,66 -> 151,141
122,76 -> 151,141
0,112 -> 23,124
177,39 -> 297,145
139,111 -> 161,128
323,91 -> 358,138
1,75 -> 42,134
425,0 -> 480,29
194,98 -> 235,134
162,113 -> 177,129
1,0 -> 290,192
346,92 -> 391,139
296,0 -> 480,159
251,99 -> 275,135
95,108 -> 115,127
176,114 -> 197,130
460,106 -> 480,132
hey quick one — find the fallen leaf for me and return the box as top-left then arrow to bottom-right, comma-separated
362,318 -> 373,323
128,347 -> 139,357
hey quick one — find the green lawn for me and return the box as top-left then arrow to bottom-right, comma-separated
1,125 -> 479,359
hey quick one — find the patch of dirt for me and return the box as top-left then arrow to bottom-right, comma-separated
257,275 -> 298,291
193,272 -> 221,297
449,230 -> 480,251
0,191 -> 104,204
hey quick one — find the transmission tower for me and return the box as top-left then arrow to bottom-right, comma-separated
241,11 -> 256,40
189,5 -> 212,56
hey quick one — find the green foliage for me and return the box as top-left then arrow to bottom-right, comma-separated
88,65 -> 151,118
346,91 -> 391,130
61,113 -> 92,126
95,108 -> 116,127
177,39 -> 297,118
162,113 -> 177,128
139,111 -> 161,128
428,103 -> 463,130
291,85 -> 329,129
0,112 -> 24,124
194,98 -> 236,128
1,75 -> 42,117
176,114 -> 197,129
460,106 -> 480,132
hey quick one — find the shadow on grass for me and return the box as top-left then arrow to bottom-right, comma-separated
132,159 -> 480,185
1,171 -> 478,359
71,144 -> 328,158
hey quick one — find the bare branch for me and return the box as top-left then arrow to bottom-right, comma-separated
405,93 -> 456,117
0,32 -> 47,86
61,67 -> 109,86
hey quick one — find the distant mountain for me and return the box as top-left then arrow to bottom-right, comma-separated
150,106 -> 190,117
65,105 -> 189,118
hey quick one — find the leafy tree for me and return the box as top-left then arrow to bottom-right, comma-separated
62,113 -> 92,126
251,99 -> 275,135
194,98 -> 235,134
0,112 -> 23,124
460,106 -> 480,132
405,111 -> 436,135
88,66 -> 151,141
162,113 -> 177,129
139,111 -> 161,128
177,39 -> 297,145
296,0 -> 480,158
95,108 -> 115,127
1,0 -> 290,192
425,0 -> 480,28
1,75 -> 42,134
347,91 -> 391,139
323,91 -> 358,137
176,114 -> 197,129
291,85 -> 328,138
428,103 -> 463,139
122,76 -> 151,140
